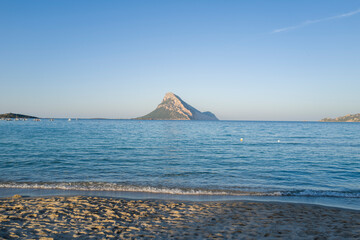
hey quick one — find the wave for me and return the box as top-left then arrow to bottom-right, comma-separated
0,182 -> 266,196
0,182 -> 359,198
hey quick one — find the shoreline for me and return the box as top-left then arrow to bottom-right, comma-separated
1,187 -> 360,211
1,195 -> 359,239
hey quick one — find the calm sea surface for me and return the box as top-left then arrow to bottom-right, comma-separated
1,120 -> 359,209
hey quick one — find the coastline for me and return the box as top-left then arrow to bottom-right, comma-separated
1,195 -> 359,239
1,187 -> 360,211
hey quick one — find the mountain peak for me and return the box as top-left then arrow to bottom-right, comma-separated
163,92 -> 177,99
136,93 -> 218,120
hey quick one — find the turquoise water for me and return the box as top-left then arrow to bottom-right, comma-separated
1,120 -> 359,209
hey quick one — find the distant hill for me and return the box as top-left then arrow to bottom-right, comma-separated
321,113 -> 360,122
0,113 -> 38,119
136,92 -> 219,120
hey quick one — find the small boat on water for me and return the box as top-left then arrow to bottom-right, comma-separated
68,118 -> 71,121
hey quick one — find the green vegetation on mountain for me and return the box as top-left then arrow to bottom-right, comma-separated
138,107 -> 189,120
0,113 -> 38,119
320,113 -> 360,122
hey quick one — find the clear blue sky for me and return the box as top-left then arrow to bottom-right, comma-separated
1,0 -> 359,120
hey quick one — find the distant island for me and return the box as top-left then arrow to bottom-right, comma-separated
321,113 -> 360,122
136,92 -> 219,120
0,113 -> 38,119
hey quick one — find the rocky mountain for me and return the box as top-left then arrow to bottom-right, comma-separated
320,113 -> 360,122
136,92 -> 219,120
0,113 -> 38,119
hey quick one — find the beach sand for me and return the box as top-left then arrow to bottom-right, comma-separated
1,195 -> 359,239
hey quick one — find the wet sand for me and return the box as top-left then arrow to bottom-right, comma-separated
1,195 -> 359,239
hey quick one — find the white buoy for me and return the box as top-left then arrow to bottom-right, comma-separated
277,140 -> 280,143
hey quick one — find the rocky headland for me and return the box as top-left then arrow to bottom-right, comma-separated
136,92 -> 218,120
321,113 -> 360,122
0,113 -> 38,120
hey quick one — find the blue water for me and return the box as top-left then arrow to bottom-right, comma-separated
1,120 -> 359,209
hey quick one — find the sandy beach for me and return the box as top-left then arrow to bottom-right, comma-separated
0,195 -> 359,239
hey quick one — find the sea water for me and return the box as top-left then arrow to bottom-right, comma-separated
0,120 -> 359,209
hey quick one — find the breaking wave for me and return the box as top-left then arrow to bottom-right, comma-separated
0,182 -> 359,198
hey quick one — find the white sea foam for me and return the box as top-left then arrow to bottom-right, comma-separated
0,182 -> 359,198
0,182 -> 278,196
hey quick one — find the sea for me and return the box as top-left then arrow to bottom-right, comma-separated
0,119 -> 359,210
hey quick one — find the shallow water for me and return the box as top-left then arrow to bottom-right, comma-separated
1,119 -> 359,209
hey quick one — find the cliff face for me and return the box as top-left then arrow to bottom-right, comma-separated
136,93 -> 219,120
321,113 -> 360,122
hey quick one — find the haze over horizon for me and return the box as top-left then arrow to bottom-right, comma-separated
1,1 -> 359,121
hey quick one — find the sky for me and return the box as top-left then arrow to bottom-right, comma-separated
0,0 -> 359,121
